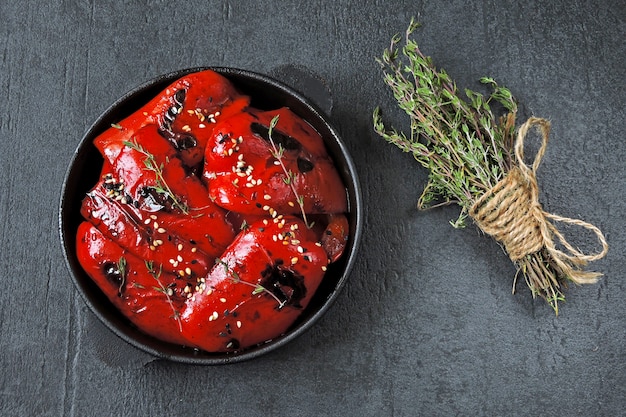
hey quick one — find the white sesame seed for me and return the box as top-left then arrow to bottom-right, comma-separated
185,267 -> 192,275
177,255 -> 183,262
236,321 -> 242,328
219,298 -> 227,303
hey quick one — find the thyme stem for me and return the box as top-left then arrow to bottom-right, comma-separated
123,139 -> 189,214
266,116 -> 314,229
373,18 -> 585,312
145,260 -> 183,332
215,258 -> 286,309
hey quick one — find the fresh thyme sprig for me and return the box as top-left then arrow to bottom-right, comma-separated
145,260 -> 183,332
123,138 -> 189,214
372,18 -> 609,313
116,256 -> 127,295
373,19 -> 517,228
267,116 -> 314,229
215,257 -> 286,309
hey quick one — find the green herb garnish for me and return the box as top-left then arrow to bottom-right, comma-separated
145,260 -> 182,331
267,115 -> 314,229
123,138 -> 189,214
373,19 -> 608,313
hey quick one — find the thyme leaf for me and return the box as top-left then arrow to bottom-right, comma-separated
123,139 -> 189,214
266,115 -> 314,229
373,18 -> 590,312
215,257 -> 285,308
145,260 -> 183,332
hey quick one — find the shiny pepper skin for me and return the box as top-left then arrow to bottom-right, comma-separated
76,69 -> 349,352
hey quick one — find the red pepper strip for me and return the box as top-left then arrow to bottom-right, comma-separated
81,185 -> 213,279
76,222 -> 190,346
203,108 -> 348,216
94,69 -> 249,168
180,216 -> 328,352
319,214 -> 350,263
104,124 -> 236,257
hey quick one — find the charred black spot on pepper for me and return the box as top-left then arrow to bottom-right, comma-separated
173,88 -> 186,105
250,122 -> 302,151
226,338 -> 240,350
260,262 -> 307,309
139,186 -> 175,212
158,128 -> 198,151
297,157 -> 314,173
102,261 -> 125,296
158,88 -> 198,151
217,132 -> 231,144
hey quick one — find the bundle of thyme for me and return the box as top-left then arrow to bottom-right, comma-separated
373,19 -> 608,313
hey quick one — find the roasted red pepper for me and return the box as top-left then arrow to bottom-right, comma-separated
76,69 -> 349,352
203,107 -> 348,216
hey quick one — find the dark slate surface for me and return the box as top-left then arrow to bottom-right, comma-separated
1,1 -> 624,416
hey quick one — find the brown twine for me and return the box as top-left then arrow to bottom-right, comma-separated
469,117 -> 609,284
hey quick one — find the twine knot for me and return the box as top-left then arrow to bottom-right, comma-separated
469,117 -> 608,284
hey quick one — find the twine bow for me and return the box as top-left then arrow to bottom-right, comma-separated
469,117 -> 608,284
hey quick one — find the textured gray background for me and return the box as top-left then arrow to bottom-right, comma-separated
1,1 -> 625,416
